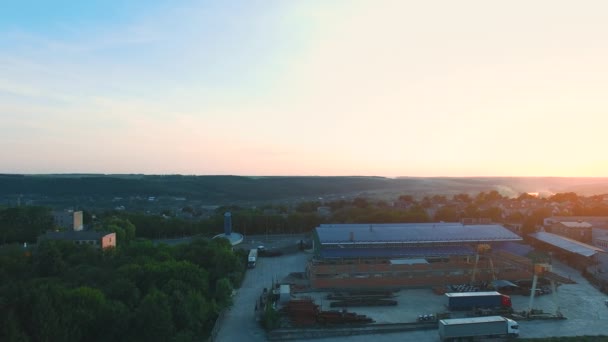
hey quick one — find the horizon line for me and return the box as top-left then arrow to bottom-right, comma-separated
2,173 -> 608,179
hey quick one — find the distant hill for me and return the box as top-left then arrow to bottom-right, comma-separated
1,174 -> 607,204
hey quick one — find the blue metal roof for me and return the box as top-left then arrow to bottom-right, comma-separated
320,245 -> 475,259
445,291 -> 501,298
530,232 -> 604,257
316,223 -> 522,244
493,241 -> 534,257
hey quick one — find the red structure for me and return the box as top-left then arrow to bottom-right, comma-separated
100,232 -> 117,249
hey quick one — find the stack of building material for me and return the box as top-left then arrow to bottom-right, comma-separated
317,310 -> 374,325
281,298 -> 319,326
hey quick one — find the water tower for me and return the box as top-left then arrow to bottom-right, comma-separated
213,211 -> 243,246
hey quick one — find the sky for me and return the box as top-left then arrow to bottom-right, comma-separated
2,0 -> 608,177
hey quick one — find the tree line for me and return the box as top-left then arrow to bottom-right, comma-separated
4,191 -> 608,242
0,237 -> 245,341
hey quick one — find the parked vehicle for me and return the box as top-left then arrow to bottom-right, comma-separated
445,291 -> 512,311
259,248 -> 283,257
438,316 -> 519,341
247,248 -> 258,268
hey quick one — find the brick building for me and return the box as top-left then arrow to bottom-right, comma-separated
39,231 -> 116,250
549,221 -> 592,244
530,231 -> 605,269
53,210 -> 84,231
544,216 -> 608,229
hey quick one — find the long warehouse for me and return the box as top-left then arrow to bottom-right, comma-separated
308,223 -> 530,289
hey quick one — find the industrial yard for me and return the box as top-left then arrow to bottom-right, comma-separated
214,225 -> 608,342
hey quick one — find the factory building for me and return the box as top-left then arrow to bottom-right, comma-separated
530,231 -> 605,269
308,223 -> 532,289
39,231 -> 116,250
53,210 -> 84,231
548,221 -> 593,244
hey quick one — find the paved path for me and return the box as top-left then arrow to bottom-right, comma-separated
214,252 -> 311,342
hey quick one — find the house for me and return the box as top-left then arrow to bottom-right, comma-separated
549,221 -> 593,244
39,231 -> 116,249
316,206 -> 332,217
53,210 -> 84,231
544,216 -> 608,229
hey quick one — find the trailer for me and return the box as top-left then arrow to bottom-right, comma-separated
438,316 -> 519,342
248,248 -> 258,268
445,291 -> 512,311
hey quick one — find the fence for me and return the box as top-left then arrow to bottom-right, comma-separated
207,308 -> 229,342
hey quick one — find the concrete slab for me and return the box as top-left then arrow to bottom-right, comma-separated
301,289 -> 446,324
301,260 -> 608,341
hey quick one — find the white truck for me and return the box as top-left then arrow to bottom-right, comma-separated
247,248 -> 258,268
438,316 -> 519,341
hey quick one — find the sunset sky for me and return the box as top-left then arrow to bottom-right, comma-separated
2,0 -> 608,177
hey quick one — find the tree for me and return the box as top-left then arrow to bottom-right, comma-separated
406,205 -> 431,222
166,285 -> 210,335
66,286 -> 110,341
0,223 -> 248,342
517,193 -> 536,200
100,217 -> 136,245
434,206 -> 459,222
480,207 -> 503,222
133,290 -> 174,342
215,277 -> 233,308
431,195 -> 448,204
486,190 -> 503,201
453,193 -> 472,203
398,195 -> 414,202
34,241 -> 67,277
521,217 -> 537,235
549,192 -> 579,203
104,278 -> 141,309
505,211 -> 524,223
463,204 -> 480,218
353,197 -> 369,208
475,192 -> 488,204
0,206 -> 53,244
28,282 -> 78,342
2,311 -> 29,342
474,190 -> 503,204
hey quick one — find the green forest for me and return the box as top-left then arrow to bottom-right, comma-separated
0,175 -> 400,201
3,174 -> 608,203
0,237 -> 245,341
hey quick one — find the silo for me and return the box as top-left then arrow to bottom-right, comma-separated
224,212 -> 232,236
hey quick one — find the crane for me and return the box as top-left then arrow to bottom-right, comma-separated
527,263 -> 562,318
471,244 -> 493,284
